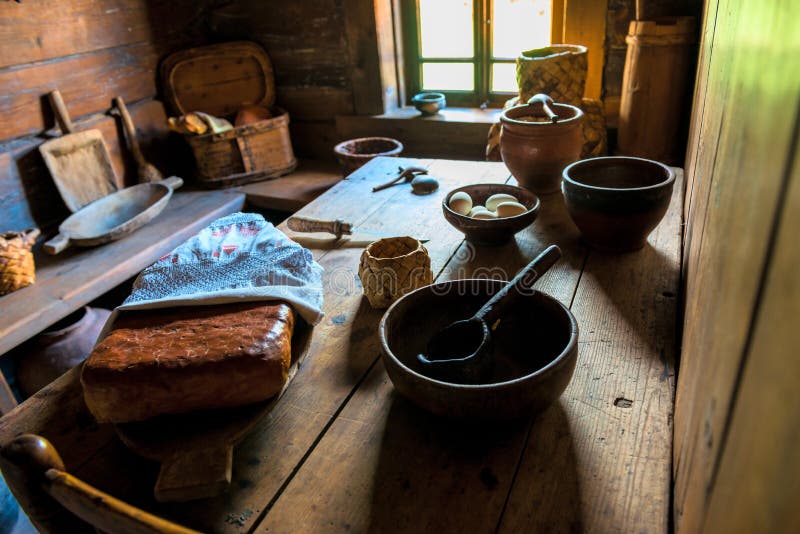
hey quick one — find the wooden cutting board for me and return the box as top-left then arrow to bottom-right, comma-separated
38,90 -> 119,212
113,319 -> 313,503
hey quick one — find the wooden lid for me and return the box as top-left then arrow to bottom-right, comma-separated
160,41 -> 275,117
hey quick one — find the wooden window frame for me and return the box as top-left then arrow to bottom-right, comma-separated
400,0 -> 565,108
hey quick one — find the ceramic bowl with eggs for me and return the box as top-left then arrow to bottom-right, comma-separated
379,278 -> 579,420
442,184 -> 540,245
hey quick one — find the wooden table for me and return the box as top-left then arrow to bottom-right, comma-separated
0,158 -> 682,533
0,190 -> 245,413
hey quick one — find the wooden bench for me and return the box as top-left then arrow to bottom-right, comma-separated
240,159 -> 342,212
0,190 -> 245,413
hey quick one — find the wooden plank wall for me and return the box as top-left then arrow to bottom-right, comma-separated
674,0 -> 800,531
0,0 -> 372,233
0,0 -> 211,233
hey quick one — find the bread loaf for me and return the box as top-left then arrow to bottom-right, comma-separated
81,302 -> 294,423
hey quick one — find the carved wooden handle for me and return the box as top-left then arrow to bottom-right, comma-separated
161,176 -> 184,190
476,244 -> 562,325
287,216 -> 353,238
48,90 -> 74,134
155,446 -> 233,503
2,434 -> 199,534
43,233 -> 70,255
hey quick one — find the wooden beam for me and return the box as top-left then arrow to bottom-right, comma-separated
562,0 -> 608,99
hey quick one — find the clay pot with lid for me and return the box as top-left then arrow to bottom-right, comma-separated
500,97 -> 584,194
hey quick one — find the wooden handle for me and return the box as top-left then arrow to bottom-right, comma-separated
114,96 -> 146,165
527,94 -> 559,123
43,233 -> 70,255
287,216 -> 353,238
2,435 -> 199,534
161,176 -> 184,190
475,244 -> 562,325
154,446 -> 233,503
48,90 -> 74,134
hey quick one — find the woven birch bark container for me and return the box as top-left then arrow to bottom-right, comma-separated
516,45 -> 587,106
0,228 -> 40,296
358,237 -> 432,309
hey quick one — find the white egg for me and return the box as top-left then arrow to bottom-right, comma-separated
469,205 -> 490,217
472,210 -> 498,220
448,191 -> 473,215
495,201 -> 528,218
485,193 -> 519,211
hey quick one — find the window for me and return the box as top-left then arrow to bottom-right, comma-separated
402,0 -> 554,107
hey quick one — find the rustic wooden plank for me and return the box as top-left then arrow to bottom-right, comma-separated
0,191 -> 245,357
562,0 -> 608,100
240,159 -> 343,212
275,87 -> 354,122
672,0 -> 800,530
0,99 -> 185,233
289,121 -> 341,162
701,143 -> 800,533
342,0 -> 385,115
499,170 -> 682,533
0,0 -> 148,69
255,180 -> 589,533
0,42 -> 159,142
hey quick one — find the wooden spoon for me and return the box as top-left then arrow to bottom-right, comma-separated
114,96 -> 163,183
527,93 -> 559,123
417,245 -> 562,383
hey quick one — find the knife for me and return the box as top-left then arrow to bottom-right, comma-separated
286,216 -> 429,243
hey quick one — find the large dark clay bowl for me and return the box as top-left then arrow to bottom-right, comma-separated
379,279 -> 579,420
442,184 -> 540,246
562,156 -> 675,251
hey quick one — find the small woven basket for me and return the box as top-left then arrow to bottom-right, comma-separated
0,228 -> 40,296
358,237 -> 432,309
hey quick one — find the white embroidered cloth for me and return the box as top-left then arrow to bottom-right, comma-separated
113,212 -> 324,325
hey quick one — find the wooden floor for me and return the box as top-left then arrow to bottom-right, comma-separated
0,158 -> 682,533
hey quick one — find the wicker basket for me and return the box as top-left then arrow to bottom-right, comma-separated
358,237 -> 432,309
185,107 -> 296,187
0,228 -> 40,296
161,41 -> 296,188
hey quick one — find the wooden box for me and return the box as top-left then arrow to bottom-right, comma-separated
161,42 -> 297,188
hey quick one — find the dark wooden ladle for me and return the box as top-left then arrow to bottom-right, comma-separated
417,244 -> 562,383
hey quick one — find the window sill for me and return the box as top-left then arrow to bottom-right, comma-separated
335,107 -> 500,161
370,106 -> 503,125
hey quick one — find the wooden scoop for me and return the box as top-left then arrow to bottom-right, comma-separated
114,96 -> 164,183
527,93 -> 559,123
417,245 -> 561,383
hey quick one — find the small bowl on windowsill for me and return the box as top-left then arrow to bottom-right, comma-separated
411,92 -> 446,116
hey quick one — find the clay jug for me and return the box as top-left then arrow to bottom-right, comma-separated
16,307 -> 110,396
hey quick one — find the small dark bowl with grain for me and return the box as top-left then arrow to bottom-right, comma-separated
562,156 -> 676,252
442,183 -> 540,246
379,278 -> 579,420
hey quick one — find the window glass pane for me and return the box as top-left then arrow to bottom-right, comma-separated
422,63 -> 475,91
420,0 -> 474,58
492,0 -> 551,59
491,63 -> 518,92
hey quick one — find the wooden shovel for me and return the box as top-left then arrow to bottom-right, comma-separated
38,90 -> 120,212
